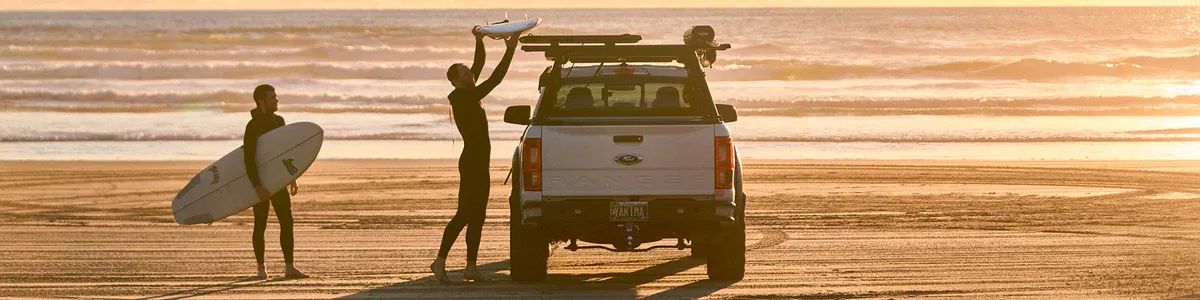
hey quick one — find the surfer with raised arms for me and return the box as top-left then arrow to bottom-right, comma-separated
430,28 -> 519,283
245,84 -> 309,279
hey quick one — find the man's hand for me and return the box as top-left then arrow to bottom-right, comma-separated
255,185 -> 270,202
505,35 -> 520,48
288,181 -> 299,196
472,26 -> 485,40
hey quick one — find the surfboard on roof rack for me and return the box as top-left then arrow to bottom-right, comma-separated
475,16 -> 542,39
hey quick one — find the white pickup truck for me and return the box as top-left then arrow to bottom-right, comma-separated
503,28 -> 746,281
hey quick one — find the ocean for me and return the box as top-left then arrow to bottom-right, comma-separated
4,8 -> 1200,160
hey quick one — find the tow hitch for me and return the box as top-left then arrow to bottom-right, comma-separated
565,234 -> 691,253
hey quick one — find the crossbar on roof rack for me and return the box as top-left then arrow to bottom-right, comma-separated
519,34 -> 642,45
521,44 -> 731,62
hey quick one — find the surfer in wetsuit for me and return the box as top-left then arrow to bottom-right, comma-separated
245,84 -> 308,279
430,29 -> 519,283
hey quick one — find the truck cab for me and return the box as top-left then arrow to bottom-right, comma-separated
503,28 -> 746,281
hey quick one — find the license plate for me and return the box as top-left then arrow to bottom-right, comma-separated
610,201 -> 648,221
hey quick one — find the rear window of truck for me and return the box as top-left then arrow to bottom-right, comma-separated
546,78 -> 706,118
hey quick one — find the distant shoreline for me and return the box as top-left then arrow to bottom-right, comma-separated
3,6 -> 1197,13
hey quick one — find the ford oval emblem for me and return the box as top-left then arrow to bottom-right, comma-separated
615,154 -> 643,165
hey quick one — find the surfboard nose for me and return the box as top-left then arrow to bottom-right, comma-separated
172,175 -> 201,210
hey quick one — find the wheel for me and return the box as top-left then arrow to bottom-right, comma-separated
705,218 -> 745,280
509,169 -> 548,281
706,159 -> 746,281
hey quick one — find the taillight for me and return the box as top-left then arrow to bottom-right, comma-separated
522,138 -> 542,191
715,137 -> 734,189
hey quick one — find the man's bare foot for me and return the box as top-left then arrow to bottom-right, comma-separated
431,258 -> 453,284
463,264 -> 488,282
256,264 -> 267,280
284,264 -> 310,279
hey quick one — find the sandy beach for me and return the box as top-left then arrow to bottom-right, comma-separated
0,159 -> 1198,299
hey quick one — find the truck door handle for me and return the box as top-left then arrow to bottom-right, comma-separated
613,135 -> 643,143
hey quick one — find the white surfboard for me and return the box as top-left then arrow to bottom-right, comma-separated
476,18 -> 542,39
172,122 -> 323,225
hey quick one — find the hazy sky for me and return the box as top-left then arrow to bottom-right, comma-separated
3,0 -> 1200,10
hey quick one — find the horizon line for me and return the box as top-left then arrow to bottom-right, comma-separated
2,5 -> 1198,12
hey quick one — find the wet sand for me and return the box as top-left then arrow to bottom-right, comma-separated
2,159 -> 1200,299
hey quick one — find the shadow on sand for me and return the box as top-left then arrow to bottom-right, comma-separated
338,256 -> 734,299
137,277 -> 292,300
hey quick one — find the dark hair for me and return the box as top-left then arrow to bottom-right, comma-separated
446,63 -> 467,82
252,84 -> 274,104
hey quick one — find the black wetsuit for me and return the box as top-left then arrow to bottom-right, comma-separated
244,108 -> 294,265
436,38 -> 516,263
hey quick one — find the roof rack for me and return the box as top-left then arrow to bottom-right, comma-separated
521,44 -> 731,63
519,34 -> 642,46
520,26 -> 731,66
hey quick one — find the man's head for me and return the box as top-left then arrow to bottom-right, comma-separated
446,63 -> 475,88
253,84 -> 278,113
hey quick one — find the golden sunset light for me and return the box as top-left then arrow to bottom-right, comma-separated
5,2 -> 1200,299
3,0 -> 1200,10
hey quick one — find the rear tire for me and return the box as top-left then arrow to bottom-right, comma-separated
705,219 -> 745,281
509,172 -> 548,282
707,159 -> 746,281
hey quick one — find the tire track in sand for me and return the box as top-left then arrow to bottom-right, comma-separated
748,228 -> 788,251
3,160 -> 1200,299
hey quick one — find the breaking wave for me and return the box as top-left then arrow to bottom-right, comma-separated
6,89 -> 1200,116
0,89 -> 524,114
1123,127 -> 1200,135
715,54 -> 1200,81
738,136 -> 1200,143
0,89 -> 458,104
7,133 -> 1199,143
0,45 -> 475,61
725,95 -> 1200,116
0,23 -> 591,38
778,37 -> 1200,55
4,54 -> 1200,81
0,24 -> 594,49
0,62 -> 543,80
0,132 -> 469,142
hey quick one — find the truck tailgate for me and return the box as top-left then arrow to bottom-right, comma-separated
541,125 -> 715,196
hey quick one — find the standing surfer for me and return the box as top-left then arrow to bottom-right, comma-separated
245,84 -> 309,279
430,28 -> 519,283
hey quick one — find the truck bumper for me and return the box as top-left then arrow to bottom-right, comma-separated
527,198 -> 734,223
518,194 -> 736,246
517,188 -> 736,225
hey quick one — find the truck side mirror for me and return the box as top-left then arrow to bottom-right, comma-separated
504,105 -> 532,125
715,104 -> 737,123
